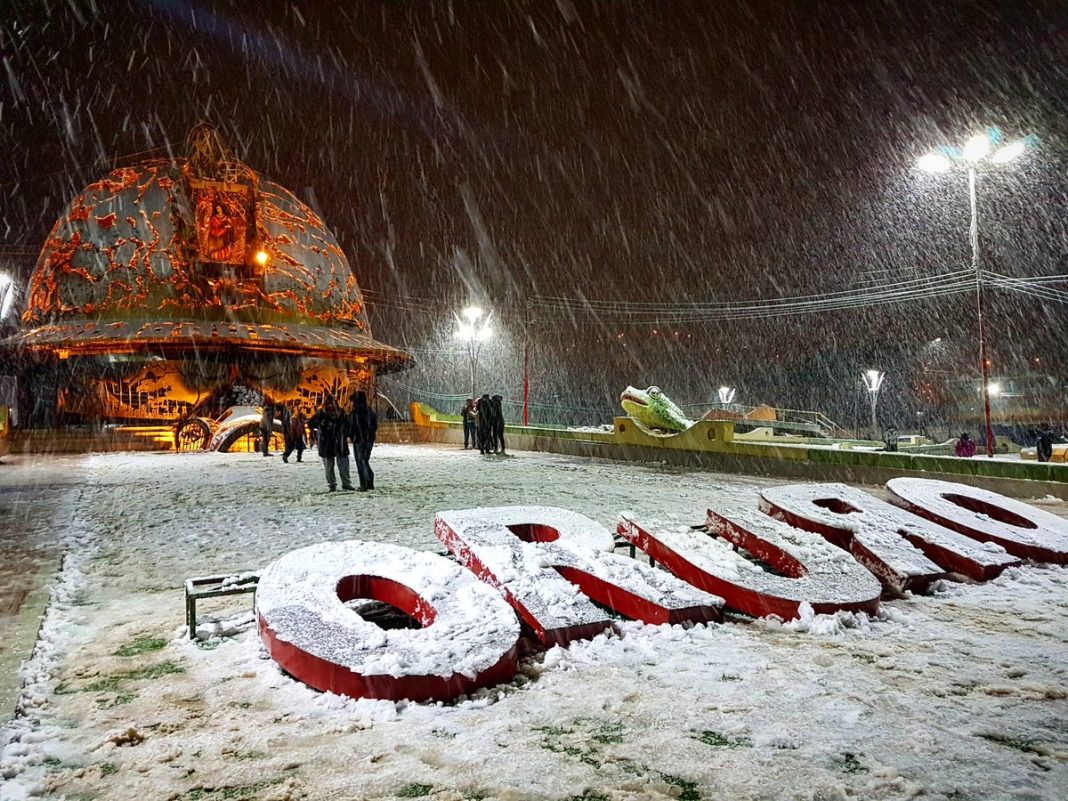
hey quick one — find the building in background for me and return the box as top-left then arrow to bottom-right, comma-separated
0,125 -> 411,434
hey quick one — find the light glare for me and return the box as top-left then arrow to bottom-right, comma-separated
462,306 -> 483,322
0,283 -> 13,320
863,370 -> 885,393
991,140 -> 1026,163
962,133 -> 990,162
917,152 -> 951,173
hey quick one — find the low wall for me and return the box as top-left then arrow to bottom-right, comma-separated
9,427 -> 174,454
410,404 -> 1068,500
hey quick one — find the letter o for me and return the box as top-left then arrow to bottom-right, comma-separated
256,541 -> 521,702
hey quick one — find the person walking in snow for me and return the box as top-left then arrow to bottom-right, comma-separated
954,432 -> 976,458
349,390 -> 378,491
259,404 -> 274,457
309,397 -> 354,491
461,398 -> 477,449
282,410 -> 306,463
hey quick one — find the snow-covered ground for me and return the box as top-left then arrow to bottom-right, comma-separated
1,445 -> 1067,801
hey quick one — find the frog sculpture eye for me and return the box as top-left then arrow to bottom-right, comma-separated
648,386 -> 662,397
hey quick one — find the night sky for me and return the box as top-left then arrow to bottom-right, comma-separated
2,0 -> 1066,425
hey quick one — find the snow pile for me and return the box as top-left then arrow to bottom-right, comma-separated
256,540 -> 520,680
3,448 -> 1068,799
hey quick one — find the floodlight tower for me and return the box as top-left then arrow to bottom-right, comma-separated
454,306 -> 493,398
917,129 -> 1034,457
862,369 -> 885,437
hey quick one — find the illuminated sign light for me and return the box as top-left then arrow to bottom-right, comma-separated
0,273 -> 14,320
255,478 -> 1068,702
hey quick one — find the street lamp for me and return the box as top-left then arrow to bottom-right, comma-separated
717,386 -> 736,406
862,369 -> 885,437
917,128 -> 1035,457
454,306 -> 493,398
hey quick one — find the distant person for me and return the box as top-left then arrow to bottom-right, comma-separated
491,394 -> 507,455
477,393 -> 493,454
309,398 -> 354,491
282,410 -> 306,463
955,432 -> 976,458
1036,427 -> 1055,463
883,426 -> 898,452
260,404 -> 274,457
461,398 -> 477,450
349,390 -> 378,491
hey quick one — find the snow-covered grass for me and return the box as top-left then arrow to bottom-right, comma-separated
2,445 -> 1067,800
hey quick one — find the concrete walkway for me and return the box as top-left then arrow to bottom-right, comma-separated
0,455 -> 82,722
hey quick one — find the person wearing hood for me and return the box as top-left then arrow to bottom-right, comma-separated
349,390 -> 378,491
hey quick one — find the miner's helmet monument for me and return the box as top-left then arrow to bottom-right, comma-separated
0,124 -> 411,437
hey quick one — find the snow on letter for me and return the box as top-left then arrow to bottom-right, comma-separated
435,506 -> 724,646
256,540 -> 521,702
886,478 -> 1068,565
759,484 -> 1019,591
617,507 -> 882,620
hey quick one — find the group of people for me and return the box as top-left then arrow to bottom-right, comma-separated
259,391 -> 378,492
460,394 -> 506,455
953,428 -> 1064,460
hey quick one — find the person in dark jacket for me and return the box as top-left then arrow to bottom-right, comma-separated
282,410 -> 306,463
259,404 -> 274,456
1036,427 -> 1056,463
308,398 -> 354,491
349,390 -> 378,491
476,393 -> 493,454
954,432 -> 976,458
491,394 -> 506,455
461,398 -> 477,449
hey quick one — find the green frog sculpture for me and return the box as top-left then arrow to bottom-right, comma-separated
620,386 -> 694,434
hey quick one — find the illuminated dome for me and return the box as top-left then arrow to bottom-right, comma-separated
2,125 -> 411,424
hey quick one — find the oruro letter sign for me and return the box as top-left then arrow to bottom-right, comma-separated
254,478 -> 1068,701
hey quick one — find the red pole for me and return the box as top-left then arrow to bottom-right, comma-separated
522,337 -> 529,426
969,168 -> 995,458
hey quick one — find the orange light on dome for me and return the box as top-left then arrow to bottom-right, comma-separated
254,249 -> 270,266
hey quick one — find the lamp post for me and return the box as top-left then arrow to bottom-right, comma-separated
862,369 -> 885,438
454,306 -> 493,398
917,129 -> 1033,457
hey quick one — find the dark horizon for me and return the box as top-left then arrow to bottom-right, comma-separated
2,0 -> 1067,427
